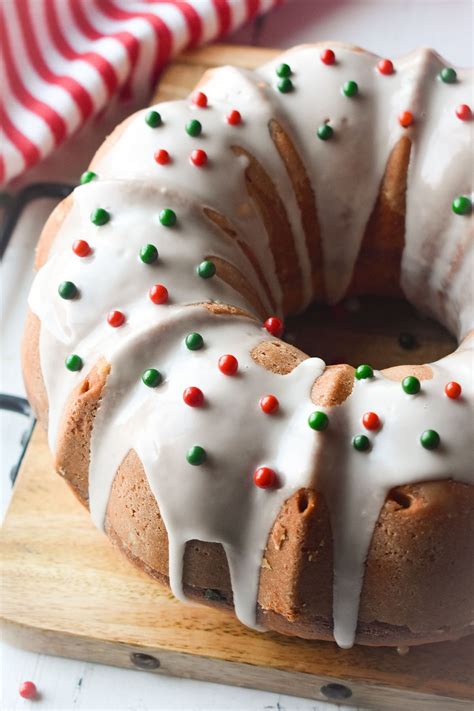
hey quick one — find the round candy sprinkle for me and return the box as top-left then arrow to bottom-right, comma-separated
277,77 -> 293,93
439,67 -> 457,84
80,170 -> 97,185
317,123 -> 333,141
154,148 -> 170,165
197,259 -> 216,278
149,284 -> 169,304
185,332 -> 204,350
260,394 -> 279,414
452,195 -> 472,215
362,412 -> 380,431
159,208 -> 177,226
377,58 -> 394,75
142,368 -> 162,387
456,104 -> 472,121
342,80 -> 358,97
445,381 -> 462,399
420,429 -> 440,450
183,386 -> 204,407
218,354 -> 238,376
402,375 -> 420,394
193,91 -> 207,108
253,466 -> 276,489
140,244 -> 158,264
226,109 -> 241,125
107,310 -> 125,328
320,48 -> 335,65
19,682 -> 37,700
190,148 -> 207,166
145,109 -> 162,127
398,331 -> 417,350
58,280 -> 77,299
398,110 -> 414,128
308,411 -> 329,431
91,207 -> 110,226
276,62 -> 291,78
263,316 -> 284,338
186,119 -> 202,137
65,354 -> 83,372
352,434 -> 370,451
355,364 -> 373,380
72,239 -> 91,257
186,445 -> 206,465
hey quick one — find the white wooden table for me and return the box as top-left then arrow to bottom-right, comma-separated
1,1 -> 472,708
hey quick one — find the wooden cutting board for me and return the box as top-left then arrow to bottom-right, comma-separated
1,45 -> 472,711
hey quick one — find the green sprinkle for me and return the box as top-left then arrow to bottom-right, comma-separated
58,281 -> 77,300
402,375 -> 421,395
420,429 -> 440,450
159,208 -> 176,227
439,67 -> 457,84
342,80 -> 358,97
145,110 -> 162,127
90,208 -> 110,226
197,260 -> 216,279
276,63 -> 292,78
185,332 -> 204,350
142,368 -> 162,388
308,411 -> 329,431
352,434 -> 370,451
80,171 -> 97,185
65,354 -> 83,371
317,123 -> 333,141
186,445 -> 207,465
452,196 -> 472,215
140,244 -> 159,264
355,364 -> 374,380
186,119 -> 202,137
277,77 -> 293,93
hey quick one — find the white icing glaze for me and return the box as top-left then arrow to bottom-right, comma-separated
27,44 -> 474,648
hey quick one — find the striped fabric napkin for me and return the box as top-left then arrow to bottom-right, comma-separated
1,0 -> 282,185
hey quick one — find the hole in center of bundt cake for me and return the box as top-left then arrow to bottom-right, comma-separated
284,296 -> 455,370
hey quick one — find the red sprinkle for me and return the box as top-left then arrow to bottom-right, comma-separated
190,149 -> 207,167
154,149 -> 170,165
445,381 -> 462,399
193,91 -> 208,108
456,104 -> 472,121
399,110 -> 414,128
263,316 -> 284,338
218,354 -> 238,376
260,394 -> 279,414
253,466 -> 276,489
183,386 -> 204,407
377,58 -> 394,75
72,239 -> 91,257
320,48 -> 335,65
226,109 -> 242,125
362,412 -> 381,431
107,310 -> 125,327
19,682 -> 37,700
149,284 -> 169,304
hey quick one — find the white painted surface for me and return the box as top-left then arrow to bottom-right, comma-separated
1,1 -> 471,708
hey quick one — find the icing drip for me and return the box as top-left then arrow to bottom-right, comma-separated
28,44 -> 474,648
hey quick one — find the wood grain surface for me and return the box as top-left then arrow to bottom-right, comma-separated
1,44 -> 471,711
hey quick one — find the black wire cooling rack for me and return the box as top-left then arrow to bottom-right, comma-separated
1,182 -> 75,483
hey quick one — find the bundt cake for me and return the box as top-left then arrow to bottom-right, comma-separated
22,43 -> 473,649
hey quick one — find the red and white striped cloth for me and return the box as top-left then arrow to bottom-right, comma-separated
0,0 -> 282,186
